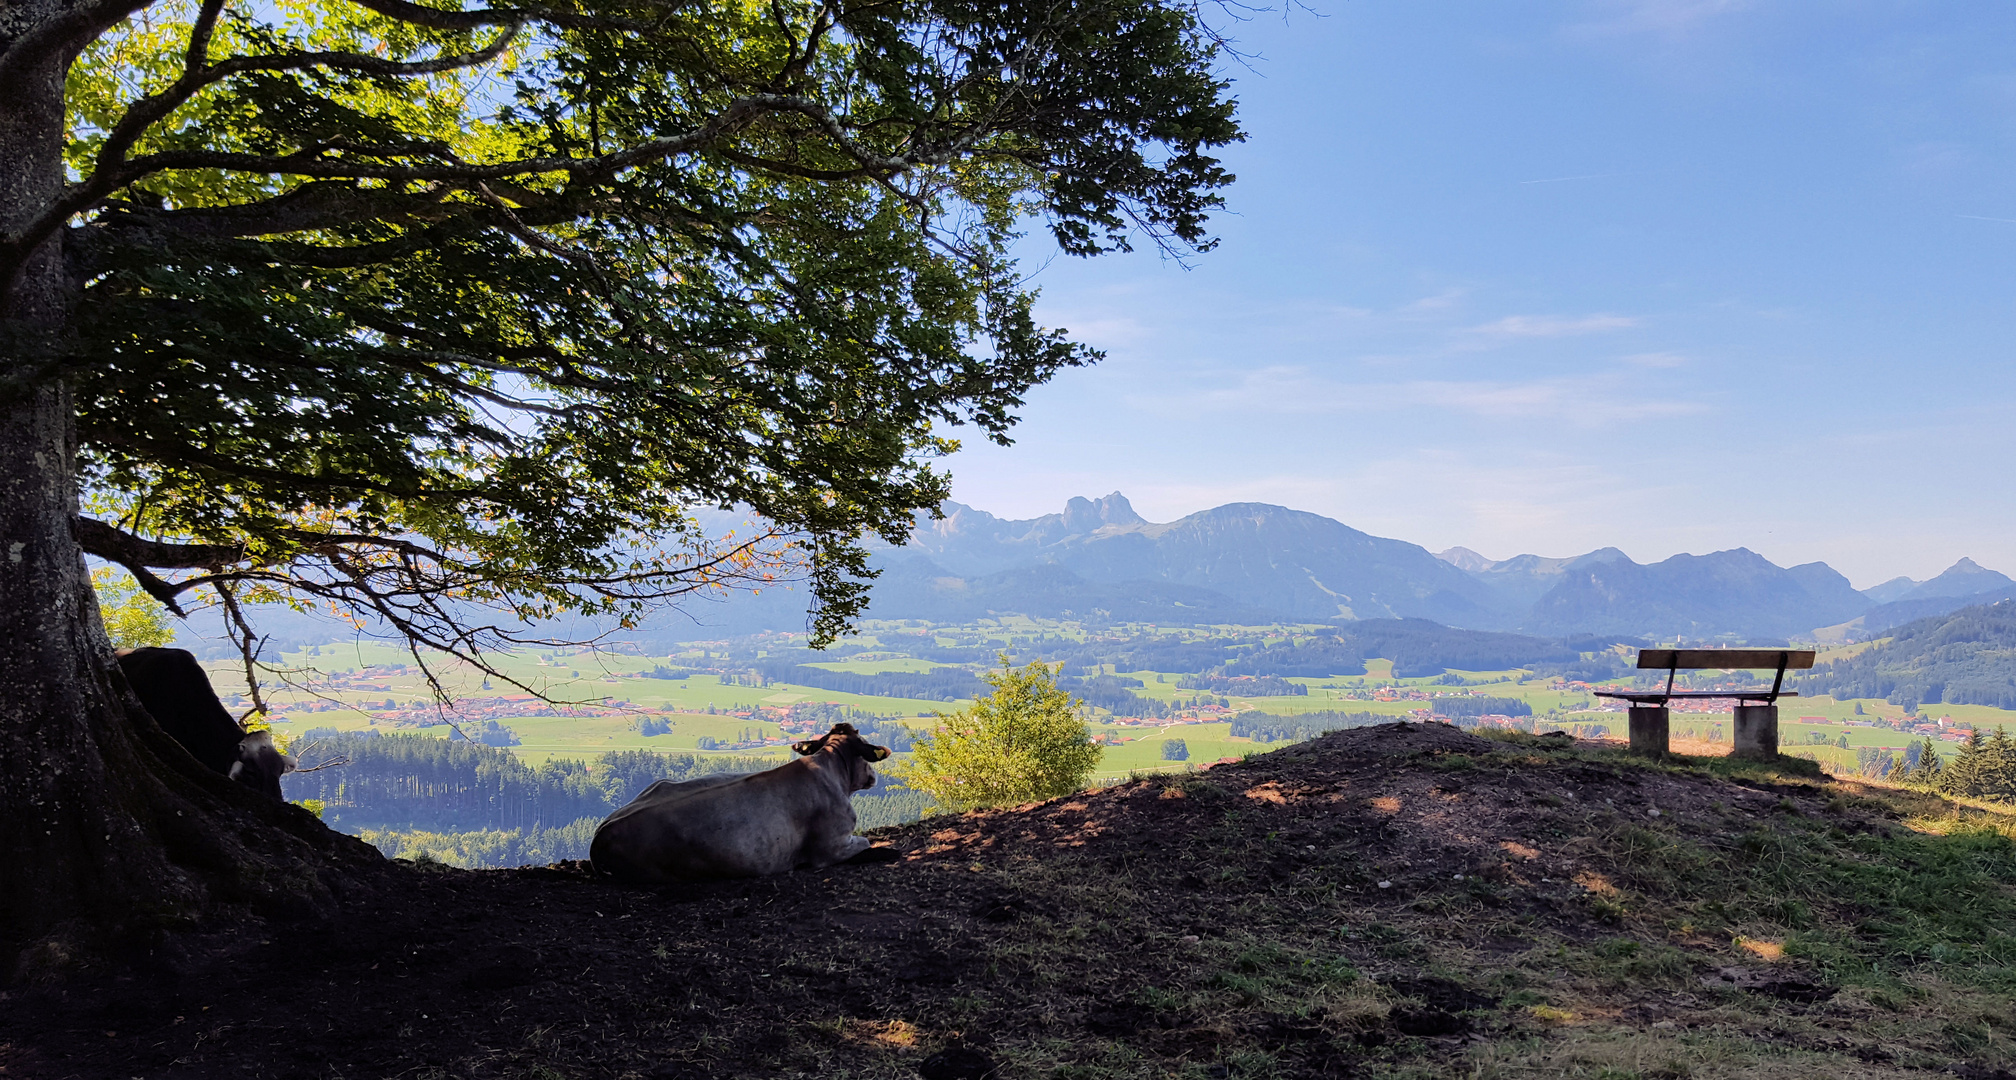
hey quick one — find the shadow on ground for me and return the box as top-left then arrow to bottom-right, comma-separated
6,722 -> 2016,1079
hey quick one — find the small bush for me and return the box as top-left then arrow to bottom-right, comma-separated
889,658 -> 1102,811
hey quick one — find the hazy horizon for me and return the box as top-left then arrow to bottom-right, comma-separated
933,1 -> 2016,587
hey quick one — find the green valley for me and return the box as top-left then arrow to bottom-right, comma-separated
209,617 -> 2016,868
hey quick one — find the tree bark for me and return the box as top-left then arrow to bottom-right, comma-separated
0,15 -> 381,979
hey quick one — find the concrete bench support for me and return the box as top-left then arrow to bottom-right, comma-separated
1628,706 -> 1670,756
1733,704 -> 1779,760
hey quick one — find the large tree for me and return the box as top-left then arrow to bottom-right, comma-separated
0,0 -> 1237,968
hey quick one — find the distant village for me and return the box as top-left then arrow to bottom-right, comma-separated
230,659 -> 1987,758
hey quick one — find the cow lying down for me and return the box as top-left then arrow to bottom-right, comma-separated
590,722 -> 891,884
116,646 -> 297,799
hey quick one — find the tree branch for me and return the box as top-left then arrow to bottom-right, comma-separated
715,147 -> 878,183
182,0 -> 227,72
0,0 -> 156,96
167,522 -> 803,708
10,96 -> 761,285
73,515 -> 243,569
72,515 -> 243,614
6,26 -> 521,287
212,578 -> 272,717
96,181 -> 464,242
96,25 -> 522,176
82,429 -> 481,499
341,0 -> 657,34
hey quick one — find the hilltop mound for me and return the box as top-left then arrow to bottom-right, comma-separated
7,724 -> 2016,1078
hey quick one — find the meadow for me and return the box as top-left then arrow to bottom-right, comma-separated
219,625 -> 2012,781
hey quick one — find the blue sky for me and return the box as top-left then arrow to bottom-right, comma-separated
937,0 -> 2016,589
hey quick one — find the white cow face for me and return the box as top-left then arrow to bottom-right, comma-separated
791,723 -> 890,792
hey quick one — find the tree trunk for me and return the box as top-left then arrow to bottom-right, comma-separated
0,22 -> 380,979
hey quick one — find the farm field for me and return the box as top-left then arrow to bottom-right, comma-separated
196,619 -> 2016,779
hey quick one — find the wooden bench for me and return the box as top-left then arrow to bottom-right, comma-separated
1593,648 -> 1816,758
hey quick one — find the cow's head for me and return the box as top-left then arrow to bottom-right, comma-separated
229,730 -> 298,800
792,722 -> 890,791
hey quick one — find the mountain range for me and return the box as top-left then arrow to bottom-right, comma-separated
859,493 -> 2015,642
178,493 -> 2016,650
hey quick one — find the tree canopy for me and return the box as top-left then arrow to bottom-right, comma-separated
0,0 -> 1238,956
15,0 -> 1239,682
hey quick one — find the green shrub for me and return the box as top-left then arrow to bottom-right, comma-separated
889,658 -> 1102,811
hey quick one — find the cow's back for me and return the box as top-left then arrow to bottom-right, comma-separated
117,647 -> 246,775
590,765 -> 846,883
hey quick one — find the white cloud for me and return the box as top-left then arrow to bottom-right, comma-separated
1410,377 -> 1703,420
1468,313 -> 1640,337
1566,0 -> 1751,40
1400,289 -> 1467,314
1129,366 -> 1707,425
1049,313 -> 1152,350
1899,141 -> 1974,179
1519,173 -> 1620,185
1621,351 -> 1688,368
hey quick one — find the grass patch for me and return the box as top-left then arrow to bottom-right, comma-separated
1589,801 -> 2016,989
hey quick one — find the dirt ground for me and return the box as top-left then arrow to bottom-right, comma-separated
4,722 -> 2013,1080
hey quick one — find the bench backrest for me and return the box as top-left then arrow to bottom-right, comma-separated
1636,649 -> 1815,671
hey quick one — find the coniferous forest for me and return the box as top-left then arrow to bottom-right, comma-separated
1794,603 -> 2016,710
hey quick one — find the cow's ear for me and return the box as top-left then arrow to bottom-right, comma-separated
866,744 -> 891,762
792,739 -> 822,756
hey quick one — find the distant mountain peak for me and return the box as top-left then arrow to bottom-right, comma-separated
1190,500 -> 1297,519
1062,491 -> 1146,532
1463,547 -> 1632,579
1901,558 -> 2016,602
1860,575 -> 1920,604
1436,546 -> 1496,572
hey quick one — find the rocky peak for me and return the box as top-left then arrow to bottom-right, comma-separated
1061,491 -> 1147,533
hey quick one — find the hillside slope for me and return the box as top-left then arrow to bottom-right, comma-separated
1856,584 -> 2016,639
1899,558 -> 2016,603
11,724 -> 2016,1079
1796,599 -> 2016,709
898,497 -> 1495,624
1520,547 -> 1872,639
863,557 -> 1293,626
